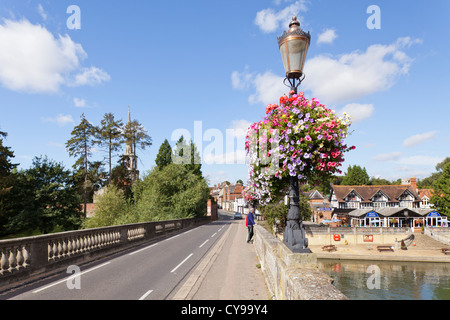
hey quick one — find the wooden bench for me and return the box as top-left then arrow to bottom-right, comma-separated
377,246 -> 394,252
322,245 -> 337,252
441,248 -> 450,255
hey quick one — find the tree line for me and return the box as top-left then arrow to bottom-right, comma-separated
0,118 -> 210,238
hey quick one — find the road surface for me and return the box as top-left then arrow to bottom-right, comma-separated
2,211 -> 234,300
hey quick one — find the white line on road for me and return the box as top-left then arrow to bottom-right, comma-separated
128,243 -> 158,256
171,253 -> 193,273
138,289 -> 153,300
211,232 -> 217,238
199,239 -> 209,248
32,262 -> 111,293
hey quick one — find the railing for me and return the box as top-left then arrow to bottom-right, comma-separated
305,226 -> 410,235
0,217 -> 209,290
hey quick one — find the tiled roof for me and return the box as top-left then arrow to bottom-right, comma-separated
332,184 -> 420,203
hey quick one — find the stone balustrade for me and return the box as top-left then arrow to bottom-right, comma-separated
0,217 -> 209,291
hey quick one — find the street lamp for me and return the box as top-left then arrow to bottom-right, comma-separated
278,15 -> 311,94
278,15 -> 311,253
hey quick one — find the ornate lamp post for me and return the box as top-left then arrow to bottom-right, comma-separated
277,15 -> 311,253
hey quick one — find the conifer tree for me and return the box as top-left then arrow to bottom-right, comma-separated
95,113 -> 123,183
66,113 -> 96,218
155,139 -> 173,170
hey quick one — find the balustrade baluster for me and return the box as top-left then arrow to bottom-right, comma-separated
8,248 -> 17,272
1,250 -> 8,275
22,246 -> 30,268
16,247 -> 24,270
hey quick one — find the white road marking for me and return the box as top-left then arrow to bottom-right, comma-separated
171,253 -> 193,273
199,239 -> 209,248
138,289 -> 153,300
128,243 -> 158,255
32,262 -> 111,293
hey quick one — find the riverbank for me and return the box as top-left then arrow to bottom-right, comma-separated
310,233 -> 450,263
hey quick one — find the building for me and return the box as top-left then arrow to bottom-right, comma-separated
121,109 -> 139,182
304,190 -> 333,224
329,178 -> 448,228
210,182 -> 245,212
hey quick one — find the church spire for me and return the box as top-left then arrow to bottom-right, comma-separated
122,106 -> 139,181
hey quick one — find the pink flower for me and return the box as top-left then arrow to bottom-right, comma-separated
305,135 -> 312,142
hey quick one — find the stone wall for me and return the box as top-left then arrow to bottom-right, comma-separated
254,224 -> 347,300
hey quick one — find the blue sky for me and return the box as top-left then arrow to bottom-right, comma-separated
0,0 -> 449,186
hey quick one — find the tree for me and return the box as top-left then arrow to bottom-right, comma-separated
134,163 -> 209,221
8,156 -> 82,235
0,130 -> 18,234
66,113 -> 96,218
95,113 -> 123,183
123,118 -> 152,156
173,135 -> 202,177
83,185 -> 130,229
431,162 -> 450,218
155,139 -> 173,170
341,165 -> 370,185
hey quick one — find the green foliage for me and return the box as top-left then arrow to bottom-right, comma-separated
341,165 -> 370,185
95,113 -> 123,182
7,156 -> 82,235
431,162 -> 450,218
83,185 -> 132,228
260,193 -> 311,233
122,118 -> 152,154
0,130 -> 18,232
134,163 -> 209,221
155,139 -> 173,170
172,135 -> 202,177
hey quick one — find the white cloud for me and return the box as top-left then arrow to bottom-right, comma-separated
255,0 -> 308,33
231,68 -> 253,90
73,98 -> 86,107
37,4 -> 47,21
0,19 -> 110,93
248,71 -> 285,106
317,29 -> 337,45
232,37 -> 421,109
373,152 -> 402,162
302,37 -> 421,105
228,119 -> 251,138
231,68 -> 286,106
402,131 -> 436,148
72,67 -> 111,87
41,114 -> 74,126
339,103 -> 374,123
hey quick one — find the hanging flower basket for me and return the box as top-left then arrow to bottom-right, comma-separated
243,91 -> 355,205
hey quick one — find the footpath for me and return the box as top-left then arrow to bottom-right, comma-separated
171,213 -> 270,300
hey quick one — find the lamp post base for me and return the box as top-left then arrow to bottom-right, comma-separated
283,176 -> 311,253
283,221 -> 311,253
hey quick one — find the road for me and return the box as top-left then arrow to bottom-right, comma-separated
2,211 -> 235,300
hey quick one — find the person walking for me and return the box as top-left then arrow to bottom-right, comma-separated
246,207 -> 256,243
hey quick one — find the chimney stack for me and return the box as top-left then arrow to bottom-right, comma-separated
410,177 -> 418,192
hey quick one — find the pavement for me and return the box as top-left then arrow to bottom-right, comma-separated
172,211 -> 270,300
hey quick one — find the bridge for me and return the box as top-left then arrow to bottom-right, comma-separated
0,210 -> 345,300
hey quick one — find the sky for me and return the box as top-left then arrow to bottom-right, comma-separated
0,0 -> 449,187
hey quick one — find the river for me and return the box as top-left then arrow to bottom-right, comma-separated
318,259 -> 450,300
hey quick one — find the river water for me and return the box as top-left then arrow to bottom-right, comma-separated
318,259 -> 450,300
